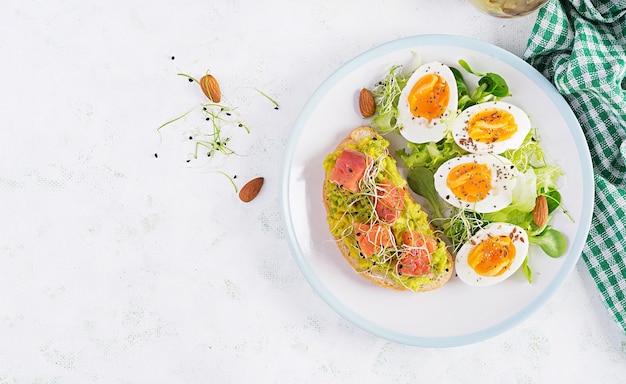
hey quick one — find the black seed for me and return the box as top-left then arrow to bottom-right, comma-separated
274,106 -> 279,110
154,153 -> 158,158
188,78 -> 193,82
189,136 -> 193,140
171,56 -> 175,60
186,159 -> 190,163
233,175 -> 237,179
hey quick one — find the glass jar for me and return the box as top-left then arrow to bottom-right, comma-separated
466,0 -> 548,17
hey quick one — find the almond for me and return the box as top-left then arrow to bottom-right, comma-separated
200,74 -> 222,103
359,88 -> 376,118
532,195 -> 548,227
239,177 -> 264,203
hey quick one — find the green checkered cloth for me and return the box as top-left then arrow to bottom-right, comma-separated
524,0 -> 626,333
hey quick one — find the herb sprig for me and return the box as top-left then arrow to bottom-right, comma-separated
156,71 -> 249,191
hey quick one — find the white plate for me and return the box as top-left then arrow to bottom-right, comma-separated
279,35 -> 594,347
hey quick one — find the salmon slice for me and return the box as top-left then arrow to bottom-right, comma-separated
329,149 -> 369,192
374,179 -> 405,223
354,222 -> 393,258
398,231 -> 437,276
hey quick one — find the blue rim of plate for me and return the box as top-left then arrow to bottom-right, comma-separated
279,34 -> 595,348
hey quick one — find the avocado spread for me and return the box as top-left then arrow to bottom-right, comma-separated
324,134 -> 451,291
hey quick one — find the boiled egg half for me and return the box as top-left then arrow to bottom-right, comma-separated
434,153 -> 518,213
451,101 -> 531,154
455,222 -> 529,287
398,61 -> 458,144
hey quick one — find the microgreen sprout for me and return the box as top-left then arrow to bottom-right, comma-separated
440,209 -> 488,254
157,108 -> 195,136
370,65 -> 409,133
253,88 -> 280,110
177,73 -> 200,84
215,171 -> 239,193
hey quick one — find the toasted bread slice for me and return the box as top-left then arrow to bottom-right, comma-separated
323,126 -> 454,292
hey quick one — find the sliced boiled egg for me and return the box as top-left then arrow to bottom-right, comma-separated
397,61 -> 458,144
434,153 -> 518,213
455,222 -> 529,287
451,101 -> 531,154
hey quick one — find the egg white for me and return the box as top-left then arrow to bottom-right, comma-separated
433,153 -> 518,213
455,222 -> 529,287
451,101 -> 531,154
398,61 -> 458,144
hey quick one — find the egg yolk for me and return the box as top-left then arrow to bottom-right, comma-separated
467,235 -> 516,277
407,74 -> 450,122
446,163 -> 492,202
467,108 -> 518,143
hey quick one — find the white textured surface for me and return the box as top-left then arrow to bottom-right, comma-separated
0,0 -> 624,382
